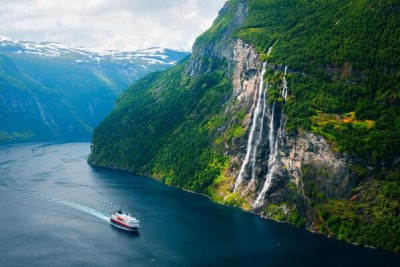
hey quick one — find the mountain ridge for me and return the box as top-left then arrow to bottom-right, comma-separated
0,35 -> 190,143
0,35 -> 189,64
89,0 -> 400,252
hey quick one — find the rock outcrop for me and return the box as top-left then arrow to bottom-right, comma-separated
213,29 -> 361,224
89,0 -> 400,252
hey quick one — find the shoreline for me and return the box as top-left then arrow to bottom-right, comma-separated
88,159 -> 393,255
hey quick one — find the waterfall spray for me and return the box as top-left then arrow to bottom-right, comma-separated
249,84 -> 267,184
282,66 -> 288,101
234,46 -> 274,192
267,46 -> 273,56
234,62 -> 267,191
254,101 -> 278,207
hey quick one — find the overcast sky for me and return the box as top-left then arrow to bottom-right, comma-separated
0,0 -> 226,51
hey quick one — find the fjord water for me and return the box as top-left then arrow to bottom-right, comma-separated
0,143 -> 398,267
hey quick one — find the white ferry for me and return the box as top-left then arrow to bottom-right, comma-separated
110,210 -> 140,231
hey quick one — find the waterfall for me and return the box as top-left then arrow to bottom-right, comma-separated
254,101 -> 278,207
282,66 -> 288,101
267,46 -> 273,56
249,84 -> 267,183
234,62 -> 267,191
33,96 -> 58,134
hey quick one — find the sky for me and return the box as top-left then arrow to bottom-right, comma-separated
0,0 -> 227,51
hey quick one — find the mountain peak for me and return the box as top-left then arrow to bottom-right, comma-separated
0,35 -> 191,64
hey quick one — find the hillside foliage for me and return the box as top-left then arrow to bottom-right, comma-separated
90,59 -> 232,193
238,0 -> 400,164
89,0 -> 400,252
236,0 -> 400,252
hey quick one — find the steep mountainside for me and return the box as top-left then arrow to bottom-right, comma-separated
89,0 -> 400,252
0,36 -> 189,142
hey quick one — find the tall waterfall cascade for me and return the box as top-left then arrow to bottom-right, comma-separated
250,84 -> 267,182
233,48 -> 290,207
234,62 -> 267,191
282,66 -> 288,101
254,101 -> 278,207
234,45 -> 275,192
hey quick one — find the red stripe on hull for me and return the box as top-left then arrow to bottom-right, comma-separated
110,218 -> 139,231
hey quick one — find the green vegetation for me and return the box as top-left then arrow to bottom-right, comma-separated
90,0 -> 245,194
195,0 -> 238,47
90,0 -> 400,252
238,2 -> 400,252
0,131 -> 34,142
0,44 -> 189,143
237,0 -> 400,164
90,58 -> 239,193
315,167 -> 400,253
0,53 -> 92,142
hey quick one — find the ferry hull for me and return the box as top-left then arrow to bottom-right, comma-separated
110,218 -> 139,231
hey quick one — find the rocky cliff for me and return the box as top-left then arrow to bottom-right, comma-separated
90,0 -> 400,252
207,36 -> 361,223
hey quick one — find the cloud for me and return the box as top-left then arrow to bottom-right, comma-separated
0,0 -> 226,50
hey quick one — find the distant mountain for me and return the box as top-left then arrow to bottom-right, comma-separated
0,35 -> 190,142
0,35 -> 189,66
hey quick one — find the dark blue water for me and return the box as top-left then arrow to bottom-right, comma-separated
0,143 -> 398,266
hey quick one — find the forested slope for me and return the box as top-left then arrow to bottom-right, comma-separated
90,0 -> 400,252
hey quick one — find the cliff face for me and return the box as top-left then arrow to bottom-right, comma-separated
211,36 -> 361,223
186,1 -> 248,78
281,132 -> 360,200
90,0 -> 400,252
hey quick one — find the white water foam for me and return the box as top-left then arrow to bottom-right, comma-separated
57,200 -> 109,222
234,46 -> 274,192
3,181 -> 110,223
234,62 -> 267,191
282,66 -> 288,100
249,83 -> 268,185
254,101 -> 278,207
